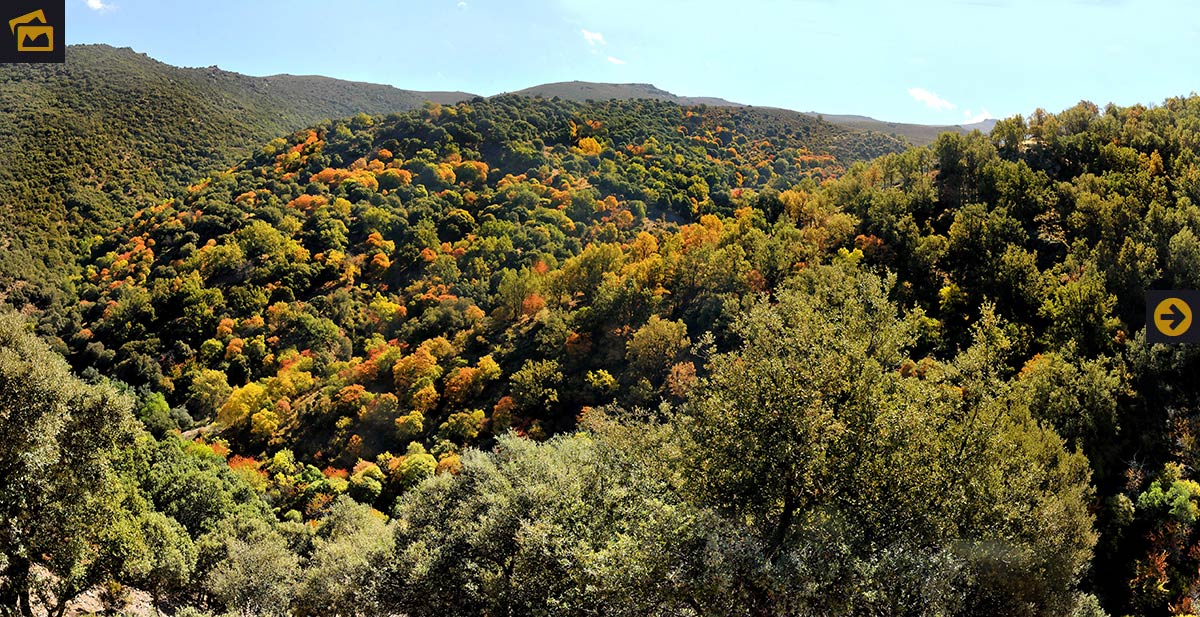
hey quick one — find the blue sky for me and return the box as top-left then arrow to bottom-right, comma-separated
68,0 -> 1200,125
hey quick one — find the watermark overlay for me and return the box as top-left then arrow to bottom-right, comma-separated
1147,290 -> 1200,344
2,1 -> 64,64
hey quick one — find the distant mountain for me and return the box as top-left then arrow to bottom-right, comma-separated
966,119 -> 999,132
803,113 -> 998,146
511,81 -> 742,107
0,44 -> 474,302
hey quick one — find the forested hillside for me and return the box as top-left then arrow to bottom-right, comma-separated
52,94 -> 907,460
10,67 -> 1200,615
0,44 -> 471,305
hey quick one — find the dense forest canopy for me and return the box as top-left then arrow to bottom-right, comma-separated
50,94 -> 908,463
8,56 -> 1200,614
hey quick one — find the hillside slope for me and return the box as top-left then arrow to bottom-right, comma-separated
0,44 -> 473,303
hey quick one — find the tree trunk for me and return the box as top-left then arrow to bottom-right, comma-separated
17,587 -> 33,617
767,475 -> 798,558
0,558 -> 19,617
50,579 -> 82,617
4,556 -> 35,617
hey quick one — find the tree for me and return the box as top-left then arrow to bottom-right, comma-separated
217,382 -> 270,428
127,511 -> 197,613
625,316 -> 690,380
390,442 -> 437,491
678,265 -> 1096,615
439,409 -> 486,442
293,497 -> 394,617
380,432 -> 739,616
201,513 -> 300,617
0,311 -> 141,616
509,359 -> 563,413
1013,351 -> 1126,482
145,436 -> 271,537
137,389 -> 177,438
1038,261 -> 1119,356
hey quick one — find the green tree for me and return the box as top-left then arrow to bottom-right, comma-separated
188,369 -> 232,421
0,312 -> 142,616
1038,261 -> 1120,356
381,432 -> 737,617
510,359 -> 563,413
201,513 -> 300,617
625,316 -> 690,379
293,497 -> 394,617
1013,351 -> 1127,481
678,265 -> 1096,615
392,442 -> 437,490
127,511 -> 197,613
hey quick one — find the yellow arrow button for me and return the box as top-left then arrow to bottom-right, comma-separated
1155,297 -> 1193,337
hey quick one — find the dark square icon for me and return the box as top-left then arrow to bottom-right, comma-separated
1146,290 -> 1200,344
1,1 -> 65,64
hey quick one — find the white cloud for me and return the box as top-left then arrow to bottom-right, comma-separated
963,107 -> 994,124
85,0 -> 114,10
581,29 -> 606,46
607,56 -> 626,65
907,87 -> 955,112
457,1 -> 468,8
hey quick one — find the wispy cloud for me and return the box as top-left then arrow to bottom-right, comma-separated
581,29 -> 606,46
607,56 -> 626,65
907,87 -> 955,112
963,108 -> 993,124
457,1 -> 468,8
85,0 -> 114,10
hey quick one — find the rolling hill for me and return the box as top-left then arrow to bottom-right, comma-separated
62,93 -> 909,411
0,48 -> 920,309
0,43 -> 1009,310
